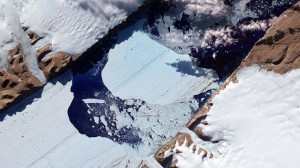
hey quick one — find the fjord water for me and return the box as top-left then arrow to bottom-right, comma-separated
68,20 -> 219,155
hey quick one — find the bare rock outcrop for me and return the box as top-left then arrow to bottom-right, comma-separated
36,44 -> 72,80
187,1 -> 300,133
244,2 -> 300,74
0,31 -> 73,112
0,47 -> 43,110
28,31 -> 41,45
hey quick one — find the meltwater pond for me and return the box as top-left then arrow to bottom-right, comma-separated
68,20 -> 219,154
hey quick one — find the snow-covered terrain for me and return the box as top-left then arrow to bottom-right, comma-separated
168,66 -> 300,168
20,0 -> 143,56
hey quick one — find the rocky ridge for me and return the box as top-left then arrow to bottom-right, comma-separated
244,3 -> 300,74
154,1 -> 300,167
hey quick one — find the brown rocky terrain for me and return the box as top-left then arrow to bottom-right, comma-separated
0,31 -> 73,111
243,3 -> 300,74
155,1 -> 300,167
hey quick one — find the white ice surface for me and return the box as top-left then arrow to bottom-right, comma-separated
0,1 -> 15,70
98,22 -> 220,158
111,100 -> 199,156
173,67 -> 300,168
0,71 -> 161,168
102,23 -> 218,105
83,98 -> 105,104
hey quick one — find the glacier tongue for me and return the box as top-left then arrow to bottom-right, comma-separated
3,0 -> 46,84
102,20 -> 219,105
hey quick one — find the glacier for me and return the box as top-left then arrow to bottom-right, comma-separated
0,0 -> 300,168
0,71 -> 160,168
68,19 -> 220,157
3,0 -> 46,83
102,20 -> 218,105
0,15 -> 220,168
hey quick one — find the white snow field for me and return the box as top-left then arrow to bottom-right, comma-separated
19,0 -> 143,56
102,21 -> 218,105
168,67 -> 300,168
0,71 -> 162,168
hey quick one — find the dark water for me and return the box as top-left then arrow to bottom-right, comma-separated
67,0 -> 298,145
67,20 -> 214,145
68,27 -> 147,143
190,28 -> 266,81
147,0 -> 299,80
